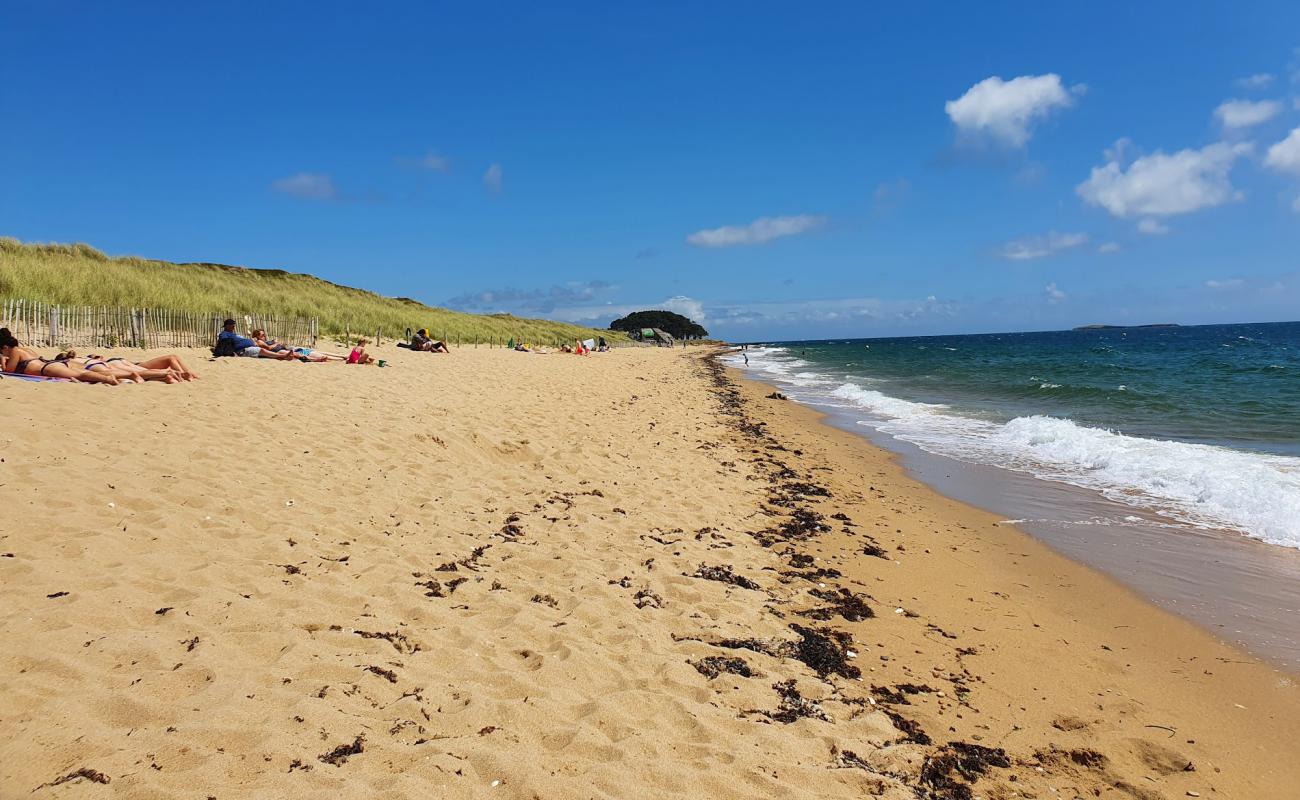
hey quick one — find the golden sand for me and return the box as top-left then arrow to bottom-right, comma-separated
2,346 -> 1297,798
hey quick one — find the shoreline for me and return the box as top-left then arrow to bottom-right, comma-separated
729,350 -> 1300,673
2,346 -> 1298,798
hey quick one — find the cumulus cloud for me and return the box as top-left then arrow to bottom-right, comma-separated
1205,278 -> 1245,289
1214,99 -> 1283,129
1097,242 -> 1121,254
1045,283 -> 1066,304
271,172 -> 337,200
660,296 -> 707,323
945,73 -> 1082,147
997,231 -> 1089,260
1265,127 -> 1300,173
1137,218 -> 1170,235
1236,73 -> 1275,90
1076,141 -> 1251,218
483,163 -> 503,193
686,214 -> 824,247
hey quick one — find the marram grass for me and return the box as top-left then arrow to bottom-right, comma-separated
0,238 -> 626,344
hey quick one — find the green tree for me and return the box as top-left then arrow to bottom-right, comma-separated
608,310 -> 708,339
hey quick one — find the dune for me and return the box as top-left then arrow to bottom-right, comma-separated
2,345 -> 1297,798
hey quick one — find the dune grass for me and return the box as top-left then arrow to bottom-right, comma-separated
0,237 -> 624,344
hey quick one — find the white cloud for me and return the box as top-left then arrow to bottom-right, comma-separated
1293,195 -> 1300,213
271,172 -> 337,200
1205,278 -> 1245,289
1045,282 -> 1066,304
1236,73 -> 1275,90
686,214 -> 824,247
483,163 -> 503,193
661,295 -> 706,323
1097,242 -> 1121,254
1265,127 -> 1300,173
1076,141 -> 1251,218
1214,99 -> 1283,129
1137,218 -> 1170,235
997,231 -> 1089,260
945,73 -> 1081,147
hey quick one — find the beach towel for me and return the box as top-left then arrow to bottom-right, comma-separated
1,372 -> 72,382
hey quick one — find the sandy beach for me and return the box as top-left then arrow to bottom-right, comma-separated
3,345 -> 1298,799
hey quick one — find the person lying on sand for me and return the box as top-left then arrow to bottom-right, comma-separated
217,319 -> 298,360
61,351 -> 199,382
250,330 -> 344,362
347,338 -> 375,365
54,350 -> 180,384
411,329 -> 450,353
1,328 -> 119,384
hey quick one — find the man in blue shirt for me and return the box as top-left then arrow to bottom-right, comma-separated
218,319 -> 297,360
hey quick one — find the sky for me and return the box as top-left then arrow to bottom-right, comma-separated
3,1 -> 1300,341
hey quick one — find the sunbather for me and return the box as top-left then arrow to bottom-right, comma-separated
55,350 -> 179,383
1,329 -> 119,384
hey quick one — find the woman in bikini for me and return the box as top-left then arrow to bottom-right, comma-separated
55,350 -> 181,383
1,329 -> 119,384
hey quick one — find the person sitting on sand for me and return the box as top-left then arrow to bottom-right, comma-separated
597,336 -> 609,352
411,329 -> 450,353
347,338 -> 375,364
250,329 -> 291,353
217,319 -> 298,360
1,328 -> 119,384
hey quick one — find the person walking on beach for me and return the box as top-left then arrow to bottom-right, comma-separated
743,352 -> 749,366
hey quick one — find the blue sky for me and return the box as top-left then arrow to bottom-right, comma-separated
3,1 -> 1299,341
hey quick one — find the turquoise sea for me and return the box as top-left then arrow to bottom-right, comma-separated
726,321 -> 1300,550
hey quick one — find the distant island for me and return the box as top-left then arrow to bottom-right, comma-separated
1073,323 -> 1181,331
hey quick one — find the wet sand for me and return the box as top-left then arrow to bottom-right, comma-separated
2,345 -> 1298,799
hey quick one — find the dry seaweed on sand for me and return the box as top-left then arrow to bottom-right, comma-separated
633,588 -> 664,608
918,742 -> 1010,800
354,629 -> 418,654
37,768 -> 111,789
882,707 -> 932,745
691,563 -> 761,590
797,587 -> 874,622
748,679 -> 830,723
788,623 -> 861,679
691,655 -> 756,679
318,735 -> 365,766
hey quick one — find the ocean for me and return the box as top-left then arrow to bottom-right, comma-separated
726,321 -> 1300,550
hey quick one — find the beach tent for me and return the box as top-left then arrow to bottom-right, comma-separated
640,328 -> 656,341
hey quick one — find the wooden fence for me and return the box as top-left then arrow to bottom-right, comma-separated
0,299 -> 318,350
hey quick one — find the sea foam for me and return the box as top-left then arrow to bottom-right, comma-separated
727,346 -> 1300,548
828,382 -> 1300,548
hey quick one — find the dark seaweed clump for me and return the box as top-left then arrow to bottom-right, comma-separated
691,656 -> 755,679
797,587 -> 874,622
318,735 -> 365,766
789,624 -> 860,679
918,742 -> 1010,800
756,679 -> 830,723
692,564 -> 760,590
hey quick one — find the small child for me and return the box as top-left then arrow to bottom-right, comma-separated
347,338 -> 375,365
